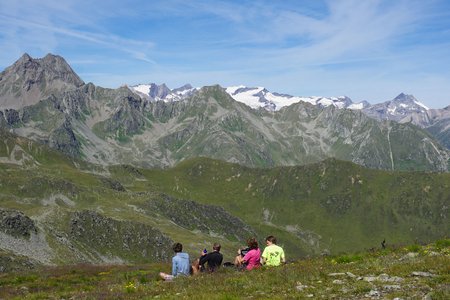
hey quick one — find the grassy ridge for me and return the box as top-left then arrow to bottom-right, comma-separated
0,240 -> 448,299
124,157 -> 449,255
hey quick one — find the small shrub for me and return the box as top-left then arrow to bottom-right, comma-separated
435,239 -> 450,250
139,276 -> 149,284
334,254 -> 363,264
405,244 -> 421,253
12,275 -> 38,284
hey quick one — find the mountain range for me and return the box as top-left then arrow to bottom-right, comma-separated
0,54 -> 449,171
0,53 -> 449,268
132,82 -> 450,151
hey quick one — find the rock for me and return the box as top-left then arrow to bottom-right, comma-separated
411,271 -> 435,277
328,272 -> 346,277
100,177 -> 126,192
401,252 -> 419,260
295,282 -> 308,291
383,285 -> 401,291
388,276 -> 404,283
4,109 -> 21,126
48,118 -> 81,158
378,273 -> 390,281
332,279 -> 344,284
346,272 -> 356,278
363,274 -> 404,283
363,276 -> 378,282
422,293 -> 433,300
0,209 -> 37,238
367,289 -> 380,297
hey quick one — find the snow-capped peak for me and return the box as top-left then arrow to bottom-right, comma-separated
393,93 -> 429,110
130,83 -> 197,102
363,92 -> 430,122
225,86 -> 358,111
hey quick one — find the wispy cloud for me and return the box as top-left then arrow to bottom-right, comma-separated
0,0 -> 449,108
0,0 -> 156,64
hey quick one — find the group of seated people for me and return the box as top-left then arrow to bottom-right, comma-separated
159,235 -> 285,281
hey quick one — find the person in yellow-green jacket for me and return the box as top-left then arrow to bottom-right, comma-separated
261,235 -> 285,266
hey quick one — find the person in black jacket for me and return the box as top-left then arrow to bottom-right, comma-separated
192,242 -> 223,274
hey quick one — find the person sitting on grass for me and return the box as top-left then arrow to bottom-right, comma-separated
159,242 -> 190,281
234,237 -> 261,270
192,242 -> 223,274
261,235 -> 285,267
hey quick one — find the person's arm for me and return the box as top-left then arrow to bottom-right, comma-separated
261,248 -> 267,265
281,249 -> 286,264
199,253 -> 208,266
172,256 -> 178,276
243,250 -> 252,263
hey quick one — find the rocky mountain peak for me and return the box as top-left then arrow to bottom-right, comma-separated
17,53 -> 33,64
363,93 -> 430,123
0,53 -> 84,109
130,82 -> 197,102
389,93 -> 429,112
9,53 -> 84,87
393,93 -> 418,104
173,84 -> 193,92
148,83 -> 170,99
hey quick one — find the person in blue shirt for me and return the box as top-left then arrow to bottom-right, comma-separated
159,242 -> 190,281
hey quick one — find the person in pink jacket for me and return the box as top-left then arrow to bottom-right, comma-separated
234,237 -> 261,270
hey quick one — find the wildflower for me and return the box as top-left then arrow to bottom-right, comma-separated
125,281 -> 137,293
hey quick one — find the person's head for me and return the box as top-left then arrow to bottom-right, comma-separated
247,237 -> 258,250
265,235 -> 277,245
172,242 -> 183,253
213,243 -> 221,252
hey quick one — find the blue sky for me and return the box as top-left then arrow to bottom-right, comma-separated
1,0 -> 450,108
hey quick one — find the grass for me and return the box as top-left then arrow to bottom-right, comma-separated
0,240 -> 448,299
1,131 -> 449,264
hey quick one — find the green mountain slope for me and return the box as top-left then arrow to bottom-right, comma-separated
125,157 -> 449,255
2,129 -> 447,267
0,130 -> 257,265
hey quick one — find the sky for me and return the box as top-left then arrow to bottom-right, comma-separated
1,0 -> 450,108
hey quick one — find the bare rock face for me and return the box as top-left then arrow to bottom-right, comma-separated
48,118 -> 81,157
363,93 -> 450,150
0,209 -> 37,239
0,53 -> 84,110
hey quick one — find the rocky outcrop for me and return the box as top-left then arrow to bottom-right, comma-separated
0,249 -> 39,273
69,210 -> 173,262
49,118 -> 81,157
143,194 -> 256,242
93,93 -> 148,139
0,209 -> 37,239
